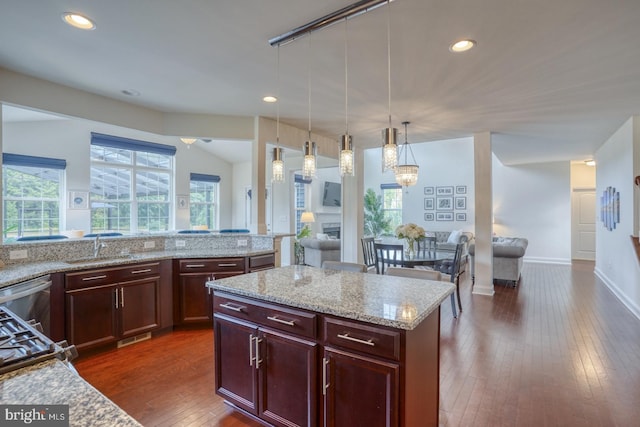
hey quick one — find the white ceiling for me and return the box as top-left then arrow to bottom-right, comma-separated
2,0 -> 640,165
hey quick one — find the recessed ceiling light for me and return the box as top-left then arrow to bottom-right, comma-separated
449,39 -> 476,53
263,96 -> 277,103
62,12 -> 96,30
585,159 -> 596,166
121,89 -> 140,97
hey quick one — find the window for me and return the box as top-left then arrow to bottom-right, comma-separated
2,154 -> 65,241
294,174 -> 311,235
90,133 -> 175,234
381,183 -> 402,231
190,173 -> 220,230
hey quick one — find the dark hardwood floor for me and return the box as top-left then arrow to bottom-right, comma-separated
74,261 -> 640,426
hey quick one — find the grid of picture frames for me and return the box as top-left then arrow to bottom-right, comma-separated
424,185 -> 467,222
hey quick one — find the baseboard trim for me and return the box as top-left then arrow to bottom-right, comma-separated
524,257 -> 572,265
594,267 -> 640,321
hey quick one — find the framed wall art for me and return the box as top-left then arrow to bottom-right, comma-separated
456,213 -> 467,221
436,212 -> 454,221
436,186 -> 454,196
424,198 -> 434,210
437,197 -> 453,210
456,185 -> 467,194
455,197 -> 466,210
424,212 -> 435,221
424,186 -> 434,195
68,191 -> 89,210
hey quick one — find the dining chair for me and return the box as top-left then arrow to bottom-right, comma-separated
415,236 -> 437,259
322,260 -> 368,273
437,243 -> 464,314
361,237 -> 377,273
374,243 -> 404,274
385,267 -> 458,318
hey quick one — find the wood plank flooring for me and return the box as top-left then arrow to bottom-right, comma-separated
74,261 -> 640,426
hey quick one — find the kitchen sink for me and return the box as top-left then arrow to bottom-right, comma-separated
64,254 -> 135,264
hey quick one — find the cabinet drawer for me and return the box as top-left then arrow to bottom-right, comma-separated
213,292 -> 317,339
249,253 -> 275,271
179,258 -> 245,273
323,317 -> 401,361
116,262 -> 161,281
66,268 -> 118,290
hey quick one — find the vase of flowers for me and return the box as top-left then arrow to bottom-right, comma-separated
395,223 -> 426,259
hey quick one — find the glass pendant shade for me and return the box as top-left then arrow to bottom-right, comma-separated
339,135 -> 354,176
302,140 -> 317,179
180,137 -> 197,145
395,164 -> 419,187
272,147 -> 284,183
382,128 -> 398,172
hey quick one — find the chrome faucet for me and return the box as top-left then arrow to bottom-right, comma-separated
93,235 -> 106,258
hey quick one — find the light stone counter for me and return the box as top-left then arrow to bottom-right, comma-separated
207,265 -> 455,330
0,249 -> 275,289
0,360 -> 141,427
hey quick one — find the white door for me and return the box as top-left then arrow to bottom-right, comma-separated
571,188 -> 596,261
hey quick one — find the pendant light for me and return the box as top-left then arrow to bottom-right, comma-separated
272,45 -> 285,183
395,121 -> 419,187
180,137 -> 197,148
381,0 -> 397,172
340,19 -> 354,177
302,34 -> 317,180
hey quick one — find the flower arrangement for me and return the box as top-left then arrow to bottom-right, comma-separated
395,223 -> 426,257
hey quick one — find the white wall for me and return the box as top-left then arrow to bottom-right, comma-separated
595,117 -> 640,318
232,161 -> 252,230
3,117 -> 234,233
493,158 -> 572,263
364,137 -> 476,234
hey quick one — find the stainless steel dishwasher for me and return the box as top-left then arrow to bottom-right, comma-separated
0,275 -> 52,337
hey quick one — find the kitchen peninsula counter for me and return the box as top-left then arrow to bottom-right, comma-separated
0,360 -> 141,426
208,265 -> 454,426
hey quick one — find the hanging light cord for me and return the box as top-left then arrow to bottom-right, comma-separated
307,33 -> 312,140
344,19 -> 349,134
276,45 -> 280,146
386,0 -> 392,129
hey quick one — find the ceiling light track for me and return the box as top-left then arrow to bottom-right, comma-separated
268,0 -> 393,46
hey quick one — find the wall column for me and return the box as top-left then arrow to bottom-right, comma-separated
472,131 -> 495,296
341,145 -> 364,263
252,118 -> 267,234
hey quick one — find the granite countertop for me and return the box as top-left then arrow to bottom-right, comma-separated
0,360 -> 141,427
0,249 -> 275,289
208,265 -> 455,330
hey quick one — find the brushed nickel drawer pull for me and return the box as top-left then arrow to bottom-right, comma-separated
267,315 -> 296,326
114,289 -> 119,309
131,269 -> 151,274
322,358 -> 330,395
255,337 -> 263,369
219,302 -> 244,312
218,263 -> 238,267
120,288 -> 125,307
337,333 -> 375,347
249,334 -> 255,366
82,275 -> 107,281
185,264 -> 206,268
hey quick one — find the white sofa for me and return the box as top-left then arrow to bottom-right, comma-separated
428,230 -> 474,273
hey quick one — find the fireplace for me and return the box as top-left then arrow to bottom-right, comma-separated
322,223 -> 341,239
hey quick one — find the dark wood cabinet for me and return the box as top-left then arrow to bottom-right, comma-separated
65,261 -> 162,352
174,258 -> 246,326
214,295 -> 319,427
213,290 -> 441,427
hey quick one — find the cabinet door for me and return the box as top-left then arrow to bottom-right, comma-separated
119,276 -> 160,338
258,328 -> 318,427
66,285 -> 118,351
178,273 -> 213,324
214,314 -> 259,415
323,347 -> 399,427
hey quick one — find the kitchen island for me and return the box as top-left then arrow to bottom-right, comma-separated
208,265 -> 455,427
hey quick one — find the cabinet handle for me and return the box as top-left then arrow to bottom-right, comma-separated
114,289 -> 119,309
219,302 -> 244,312
249,334 -> 255,367
185,264 -> 206,268
120,288 -> 125,307
255,337 -> 263,370
218,263 -> 238,267
82,275 -> 107,281
266,315 -> 296,326
130,269 -> 151,274
337,333 -> 375,347
322,358 -> 330,396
